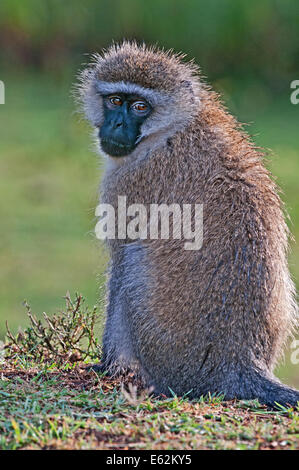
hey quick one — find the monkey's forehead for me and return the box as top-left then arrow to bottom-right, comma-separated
93,42 -> 199,93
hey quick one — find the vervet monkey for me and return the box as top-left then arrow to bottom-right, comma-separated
78,42 -> 299,408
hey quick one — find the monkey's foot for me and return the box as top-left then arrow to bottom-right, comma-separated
85,362 -> 133,377
85,363 -> 108,374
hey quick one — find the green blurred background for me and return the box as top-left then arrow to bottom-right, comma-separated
0,0 -> 298,386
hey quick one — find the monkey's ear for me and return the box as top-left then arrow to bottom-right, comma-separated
74,66 -> 106,127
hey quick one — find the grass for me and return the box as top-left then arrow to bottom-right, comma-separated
0,70 -> 298,392
0,291 -> 298,450
4,293 -> 102,364
1,364 -> 299,450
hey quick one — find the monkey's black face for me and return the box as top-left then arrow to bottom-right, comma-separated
99,93 -> 152,157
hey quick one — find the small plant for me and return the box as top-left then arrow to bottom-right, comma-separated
4,292 -> 101,364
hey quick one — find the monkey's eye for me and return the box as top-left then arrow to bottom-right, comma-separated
109,96 -> 123,106
131,101 -> 148,113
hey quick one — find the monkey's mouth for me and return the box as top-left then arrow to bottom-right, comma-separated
100,138 -> 135,157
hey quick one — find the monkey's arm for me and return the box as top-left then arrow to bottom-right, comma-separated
99,245 -> 144,376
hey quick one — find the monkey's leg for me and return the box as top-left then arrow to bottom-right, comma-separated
97,250 -> 141,377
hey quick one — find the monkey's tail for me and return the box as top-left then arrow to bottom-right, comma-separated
242,369 -> 299,409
